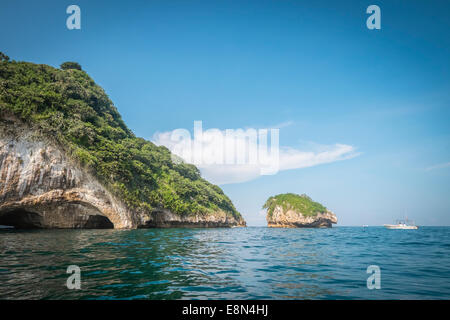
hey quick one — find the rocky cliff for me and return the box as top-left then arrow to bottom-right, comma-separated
0,118 -> 245,229
0,57 -> 245,229
0,118 -> 133,228
264,193 -> 337,228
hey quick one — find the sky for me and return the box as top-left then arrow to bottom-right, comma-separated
1,0 -> 450,225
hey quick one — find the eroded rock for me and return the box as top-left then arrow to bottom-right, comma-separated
267,206 -> 338,228
264,193 -> 338,228
0,120 -> 245,229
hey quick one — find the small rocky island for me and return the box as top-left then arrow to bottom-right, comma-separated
0,54 -> 245,229
264,193 -> 337,228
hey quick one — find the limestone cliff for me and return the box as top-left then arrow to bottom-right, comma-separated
0,119 -> 245,229
267,206 -> 338,228
0,118 -> 131,228
264,193 -> 337,228
0,57 -> 245,229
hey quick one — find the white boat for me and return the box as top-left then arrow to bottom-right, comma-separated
384,218 -> 418,230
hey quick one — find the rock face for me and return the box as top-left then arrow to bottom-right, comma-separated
0,119 -> 245,229
267,205 -> 338,228
264,193 -> 338,228
142,209 -> 245,228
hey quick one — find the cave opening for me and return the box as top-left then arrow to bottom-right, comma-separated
0,209 -> 114,229
0,209 -> 43,229
84,214 -> 114,229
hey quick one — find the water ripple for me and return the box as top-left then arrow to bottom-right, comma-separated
1,227 -> 450,299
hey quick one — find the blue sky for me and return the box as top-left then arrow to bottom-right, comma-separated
1,0 -> 450,225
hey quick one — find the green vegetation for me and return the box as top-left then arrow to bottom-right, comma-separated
0,54 -> 241,220
0,52 -> 9,62
60,62 -> 82,71
263,193 -> 327,218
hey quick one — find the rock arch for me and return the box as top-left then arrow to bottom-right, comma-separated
0,121 -> 135,229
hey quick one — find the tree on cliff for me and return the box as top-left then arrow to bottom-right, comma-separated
0,52 -> 10,62
263,193 -> 327,218
60,61 -> 82,70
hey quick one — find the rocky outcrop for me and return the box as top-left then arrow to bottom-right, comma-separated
142,209 -> 246,228
0,118 -> 245,229
267,205 -> 337,228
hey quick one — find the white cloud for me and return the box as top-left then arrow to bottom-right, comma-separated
152,127 -> 359,185
426,162 -> 450,171
268,120 -> 294,129
278,144 -> 359,171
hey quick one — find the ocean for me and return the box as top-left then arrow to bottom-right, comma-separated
1,226 -> 449,299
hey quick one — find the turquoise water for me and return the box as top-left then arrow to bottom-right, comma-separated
1,226 -> 450,299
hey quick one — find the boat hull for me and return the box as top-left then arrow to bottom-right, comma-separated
384,224 -> 418,230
